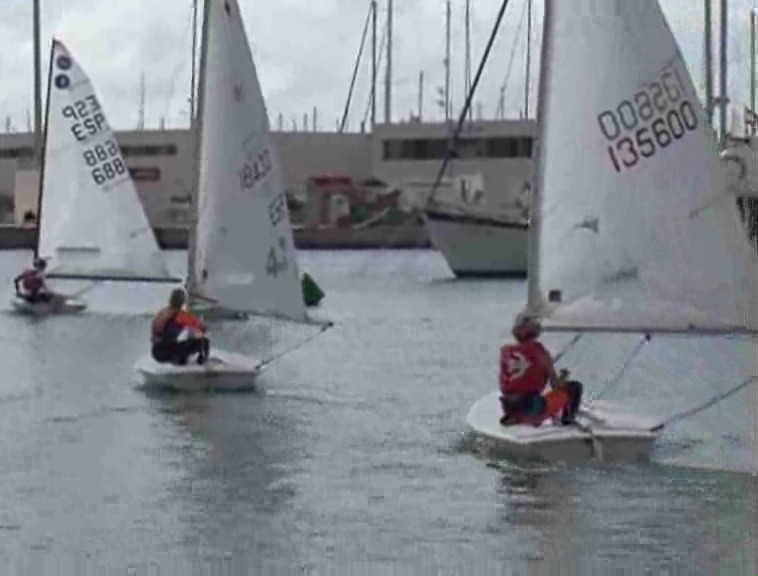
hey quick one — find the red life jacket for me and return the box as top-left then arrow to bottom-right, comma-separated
499,340 -> 549,395
21,269 -> 44,294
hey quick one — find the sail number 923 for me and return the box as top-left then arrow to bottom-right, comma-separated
597,65 -> 699,173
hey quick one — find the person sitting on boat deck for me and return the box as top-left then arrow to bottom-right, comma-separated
499,312 -> 583,426
13,258 -> 57,303
151,288 -> 210,366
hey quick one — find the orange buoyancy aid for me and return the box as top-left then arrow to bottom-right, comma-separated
499,340 -> 549,395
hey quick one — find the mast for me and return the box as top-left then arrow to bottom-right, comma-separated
751,8 -> 756,130
33,40 -> 55,260
527,0 -> 554,312
186,0 -> 211,308
718,0 -> 728,145
418,71 -> 424,120
190,0 -> 199,121
524,0 -> 532,119
33,0 -> 42,171
465,0 -> 472,122
371,0 -> 377,127
445,0 -> 451,122
704,0 -> 714,125
384,0 -> 393,124
137,72 -> 145,130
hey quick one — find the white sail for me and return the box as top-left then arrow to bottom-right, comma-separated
529,0 -> 757,334
37,40 -> 175,282
192,0 -> 306,321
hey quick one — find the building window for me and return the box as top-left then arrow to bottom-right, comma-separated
0,147 -> 34,159
517,137 -> 533,158
485,137 -> 533,158
128,167 -> 161,181
121,144 -> 178,157
382,136 -> 532,161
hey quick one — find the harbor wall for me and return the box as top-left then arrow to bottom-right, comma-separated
0,225 -> 431,251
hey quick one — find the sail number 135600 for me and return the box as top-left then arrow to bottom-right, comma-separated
596,65 -> 699,173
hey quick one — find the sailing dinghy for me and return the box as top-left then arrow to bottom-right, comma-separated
12,40 -> 178,315
468,0 -> 757,462
135,0 -> 330,392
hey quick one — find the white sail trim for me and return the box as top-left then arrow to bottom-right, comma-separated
533,0 -> 757,334
37,40 -> 175,282
193,0 -> 306,321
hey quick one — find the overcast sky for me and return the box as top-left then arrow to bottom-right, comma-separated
0,0 -> 756,132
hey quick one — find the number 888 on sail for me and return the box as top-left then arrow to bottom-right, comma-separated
597,65 -> 699,173
82,139 -> 127,186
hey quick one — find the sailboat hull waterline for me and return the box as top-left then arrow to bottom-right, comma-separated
467,392 -> 659,463
135,350 -> 263,392
10,295 -> 86,316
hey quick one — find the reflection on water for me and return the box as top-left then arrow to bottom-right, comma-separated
0,250 -> 754,573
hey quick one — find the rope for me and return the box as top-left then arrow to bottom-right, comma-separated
553,333 -> 583,363
339,2 -> 374,132
427,0 -> 514,205
495,0 -> 530,117
258,321 -> 334,370
650,376 -> 756,432
593,333 -> 651,400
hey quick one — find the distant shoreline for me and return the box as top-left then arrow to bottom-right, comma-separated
0,224 -> 432,250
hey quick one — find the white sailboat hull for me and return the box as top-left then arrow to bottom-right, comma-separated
135,349 -> 263,392
10,295 -> 87,316
467,391 -> 659,463
423,210 -> 528,277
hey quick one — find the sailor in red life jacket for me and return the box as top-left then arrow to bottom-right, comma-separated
499,312 -> 583,426
13,258 -> 56,303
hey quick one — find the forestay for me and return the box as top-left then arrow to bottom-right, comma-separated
192,0 -> 306,322
37,40 -> 174,282
529,0 -> 757,334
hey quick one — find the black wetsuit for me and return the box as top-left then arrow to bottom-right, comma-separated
151,312 -> 209,365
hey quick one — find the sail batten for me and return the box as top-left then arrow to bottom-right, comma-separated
193,0 -> 307,324
531,0 -> 756,335
37,40 -> 174,284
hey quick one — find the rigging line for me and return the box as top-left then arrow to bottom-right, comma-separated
496,0 -> 529,117
553,333 -> 583,363
593,333 -> 651,400
340,2 -> 374,133
258,322 -> 334,370
427,0 -> 514,205
161,4 -> 195,124
362,17 -> 388,127
650,376 -> 756,432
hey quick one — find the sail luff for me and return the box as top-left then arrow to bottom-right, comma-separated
186,0 -> 212,311
526,0 -> 554,315
33,38 -> 56,261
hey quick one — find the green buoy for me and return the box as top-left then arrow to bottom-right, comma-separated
301,272 -> 324,307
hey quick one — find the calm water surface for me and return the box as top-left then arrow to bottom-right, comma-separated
0,250 -> 754,574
